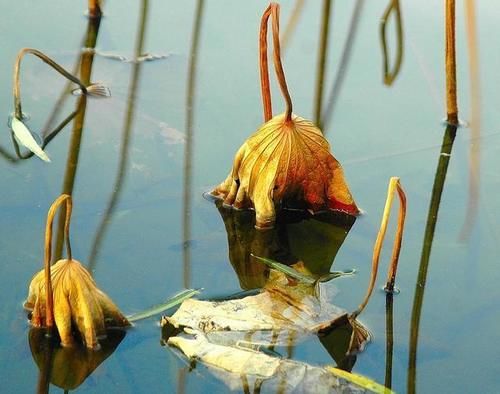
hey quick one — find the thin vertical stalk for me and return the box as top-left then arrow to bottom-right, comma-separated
88,0 -> 102,18
54,16 -> 102,261
88,0 -> 149,271
260,5 -> 273,122
280,0 -> 305,53
43,195 -> 73,330
460,0 -> 480,241
384,293 -> 394,390
323,0 -> 364,131
445,0 -> 458,124
407,125 -> 457,394
182,0 -> 205,289
259,3 -> 293,122
271,4 -> 293,122
313,0 -> 332,128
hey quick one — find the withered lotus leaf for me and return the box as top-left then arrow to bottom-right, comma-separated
24,194 -> 129,349
25,258 -> 129,349
211,3 -> 358,228
212,113 -> 358,228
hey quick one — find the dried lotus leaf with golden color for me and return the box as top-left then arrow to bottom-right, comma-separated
24,194 -> 129,349
212,113 -> 358,228
211,3 -> 358,228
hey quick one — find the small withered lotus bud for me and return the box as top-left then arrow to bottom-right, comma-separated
24,194 -> 130,349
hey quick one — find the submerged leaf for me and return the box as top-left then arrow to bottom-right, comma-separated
10,116 -> 50,162
25,259 -> 130,349
127,288 -> 201,322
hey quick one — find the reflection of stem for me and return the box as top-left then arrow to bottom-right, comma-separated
323,0 -> 364,131
313,0 -> 332,128
13,48 -> 89,120
280,0 -> 305,53
88,0 -> 149,271
182,0 -> 205,288
54,16 -> 102,261
460,0 -> 480,241
380,0 -> 403,85
407,125 -> 457,394
36,338 -> 53,394
384,293 -> 394,390
445,0 -> 458,124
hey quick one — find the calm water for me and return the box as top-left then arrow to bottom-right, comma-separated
1,0 -> 500,393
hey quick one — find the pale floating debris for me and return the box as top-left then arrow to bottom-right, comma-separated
162,266 -> 370,353
168,329 -> 381,393
71,83 -> 111,98
90,49 -> 172,63
9,116 -> 50,162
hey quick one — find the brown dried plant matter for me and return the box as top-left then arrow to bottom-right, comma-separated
24,194 -> 129,349
211,3 -> 358,229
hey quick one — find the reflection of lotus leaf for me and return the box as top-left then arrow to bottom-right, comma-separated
168,330 -> 373,394
212,114 -> 359,228
216,202 -> 355,290
29,327 -> 125,390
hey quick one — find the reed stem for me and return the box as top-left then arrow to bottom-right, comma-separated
445,0 -> 458,124
88,0 -> 102,18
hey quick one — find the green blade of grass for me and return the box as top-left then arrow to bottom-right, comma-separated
251,254 -> 355,285
128,288 -> 201,322
327,367 -> 395,394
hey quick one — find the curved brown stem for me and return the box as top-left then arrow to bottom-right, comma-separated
13,48 -> 88,119
43,194 -> 73,328
351,177 -> 406,318
260,5 -> 272,122
259,3 -> 293,123
271,4 -> 293,122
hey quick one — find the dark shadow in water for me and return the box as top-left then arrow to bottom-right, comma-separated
215,201 -> 355,291
313,0 -> 332,129
460,0 -> 480,241
53,16 -> 103,261
407,124 -> 457,394
380,0 -> 404,86
88,0 -> 149,271
322,0 -> 364,131
182,0 -> 205,289
29,327 -> 125,393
